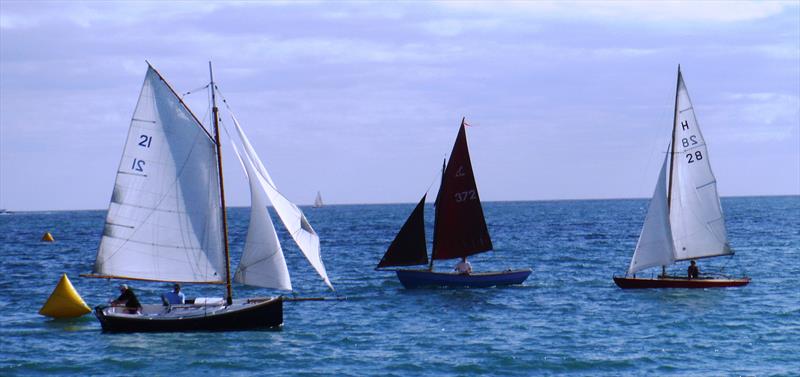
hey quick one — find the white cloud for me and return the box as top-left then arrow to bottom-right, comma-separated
436,0 -> 794,23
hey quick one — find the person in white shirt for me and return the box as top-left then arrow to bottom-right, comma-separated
161,283 -> 185,306
454,257 -> 472,275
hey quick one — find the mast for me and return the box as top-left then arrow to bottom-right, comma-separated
210,62 -> 234,305
667,65 -> 680,211
663,65 -> 681,275
429,157 -> 446,271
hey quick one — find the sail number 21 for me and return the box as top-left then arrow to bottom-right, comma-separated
130,134 -> 152,172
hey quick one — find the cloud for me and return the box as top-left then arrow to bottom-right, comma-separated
436,0 -> 795,23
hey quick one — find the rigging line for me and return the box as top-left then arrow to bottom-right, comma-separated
424,153 -> 447,195
180,83 -> 210,98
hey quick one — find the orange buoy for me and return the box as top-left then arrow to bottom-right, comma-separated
41,232 -> 54,242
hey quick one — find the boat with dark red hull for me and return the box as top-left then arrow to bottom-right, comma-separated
376,118 -> 531,288
83,63 -> 333,331
613,276 -> 750,289
614,66 -> 749,289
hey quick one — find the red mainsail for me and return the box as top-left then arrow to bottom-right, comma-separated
432,119 -> 493,260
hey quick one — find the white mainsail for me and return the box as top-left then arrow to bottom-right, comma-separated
233,147 -> 292,291
628,152 -> 675,275
669,71 -> 731,261
314,191 -> 323,208
94,67 -> 226,282
230,115 -> 334,290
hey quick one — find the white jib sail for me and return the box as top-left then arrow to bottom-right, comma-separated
233,146 -> 292,291
628,152 -> 675,275
669,72 -> 731,261
230,115 -> 334,290
94,67 -> 226,282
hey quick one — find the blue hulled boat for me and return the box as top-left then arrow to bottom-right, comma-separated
376,118 -> 531,288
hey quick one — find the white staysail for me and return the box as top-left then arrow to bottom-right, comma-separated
233,148 -> 292,291
628,152 -> 675,275
230,115 -> 334,290
94,67 -> 226,283
669,71 -> 731,261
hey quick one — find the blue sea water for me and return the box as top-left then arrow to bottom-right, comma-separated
1,197 -> 798,376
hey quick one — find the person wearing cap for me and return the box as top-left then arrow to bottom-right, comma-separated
161,283 -> 185,306
111,284 -> 141,314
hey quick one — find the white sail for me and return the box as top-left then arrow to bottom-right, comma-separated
628,152 -> 675,275
94,67 -> 226,282
230,115 -> 334,290
233,146 -> 292,290
314,191 -> 323,208
669,71 -> 731,261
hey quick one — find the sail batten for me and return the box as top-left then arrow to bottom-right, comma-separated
431,121 -> 493,260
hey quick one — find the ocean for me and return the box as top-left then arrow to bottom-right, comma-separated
1,196 -> 798,376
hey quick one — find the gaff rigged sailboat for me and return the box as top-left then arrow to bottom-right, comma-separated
83,63 -> 333,331
614,66 -> 749,289
376,118 -> 531,288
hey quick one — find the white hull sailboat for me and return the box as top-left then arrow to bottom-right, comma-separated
84,63 -> 333,331
614,66 -> 749,289
313,191 -> 323,208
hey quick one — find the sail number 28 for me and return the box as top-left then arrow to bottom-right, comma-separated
685,151 -> 703,163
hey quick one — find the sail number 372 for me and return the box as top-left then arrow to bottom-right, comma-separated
454,190 -> 477,203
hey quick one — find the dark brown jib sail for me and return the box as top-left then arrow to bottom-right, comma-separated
376,194 -> 429,269
432,118 -> 493,260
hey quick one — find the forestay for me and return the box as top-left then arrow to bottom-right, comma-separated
669,72 -> 731,261
628,152 -> 675,275
94,67 -> 226,283
230,115 -> 334,290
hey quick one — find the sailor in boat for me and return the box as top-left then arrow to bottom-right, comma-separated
110,284 -> 141,314
687,260 -> 699,280
161,283 -> 185,306
454,257 -> 472,275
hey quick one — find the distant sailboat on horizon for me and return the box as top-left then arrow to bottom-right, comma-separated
313,191 -> 324,208
83,62 -> 334,331
376,118 -> 531,288
614,66 -> 750,289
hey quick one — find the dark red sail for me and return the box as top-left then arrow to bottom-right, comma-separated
376,194 -> 429,268
432,119 -> 493,260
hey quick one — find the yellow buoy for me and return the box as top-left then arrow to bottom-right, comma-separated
39,274 -> 91,318
41,232 -> 55,242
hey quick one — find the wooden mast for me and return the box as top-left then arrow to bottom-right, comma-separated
210,62 -> 234,305
663,64 -> 681,278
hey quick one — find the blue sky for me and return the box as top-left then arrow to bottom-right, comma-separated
1,1 -> 798,211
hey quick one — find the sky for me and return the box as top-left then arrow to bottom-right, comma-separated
1,1 -> 798,211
